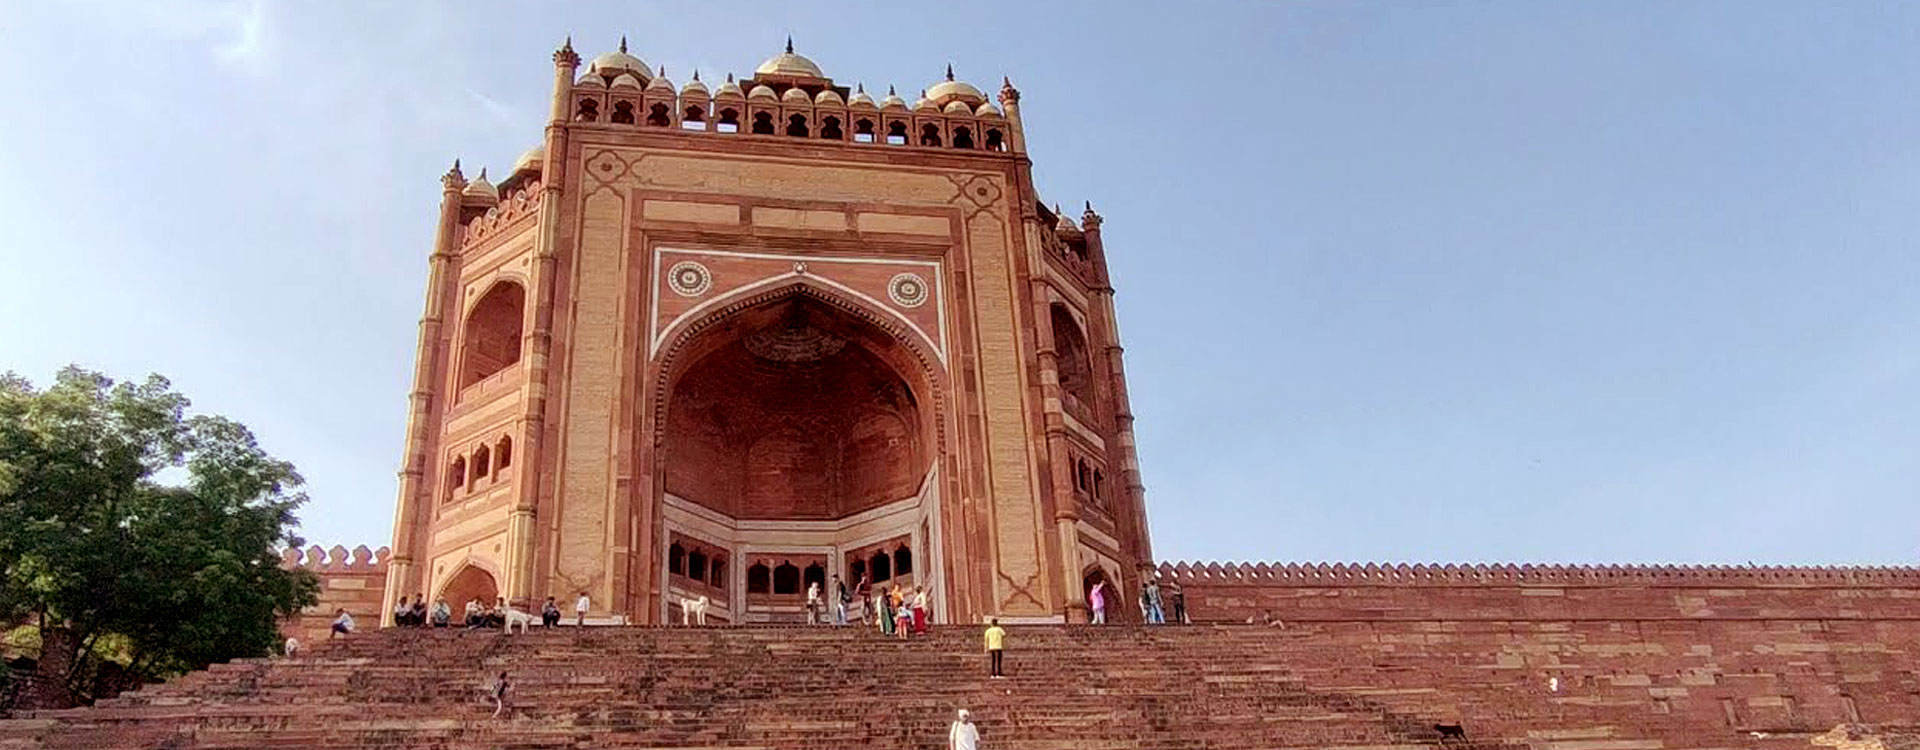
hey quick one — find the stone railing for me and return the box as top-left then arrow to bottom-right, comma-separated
1155,560 -> 1920,587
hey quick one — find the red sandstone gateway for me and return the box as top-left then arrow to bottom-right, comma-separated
375,38 -> 1150,630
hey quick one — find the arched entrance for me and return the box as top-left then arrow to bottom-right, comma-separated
440,564 -> 499,610
653,284 -> 944,623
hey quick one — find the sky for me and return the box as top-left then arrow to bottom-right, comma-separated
2,1 -> 1917,566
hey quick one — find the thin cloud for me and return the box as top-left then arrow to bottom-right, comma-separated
81,0 -> 269,72
465,89 -> 520,129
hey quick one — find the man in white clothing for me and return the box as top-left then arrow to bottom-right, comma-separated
949,708 -> 979,750
574,592 -> 590,626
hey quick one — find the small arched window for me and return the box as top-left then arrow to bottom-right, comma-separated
471,444 -> 490,482
710,558 -> 726,588
849,558 -> 867,582
772,562 -> 800,594
919,123 -> 942,147
952,126 -> 974,149
682,106 -> 706,129
853,119 -> 876,143
894,544 -> 913,576
646,103 -> 671,127
886,121 -> 908,145
803,563 -> 826,594
870,550 -> 892,583
668,543 -> 686,576
459,281 -> 526,389
746,563 -> 770,593
448,456 -> 466,494
687,549 -> 708,581
985,128 -> 1004,151
495,436 -> 512,473
575,98 -> 599,122
820,116 -> 843,140
751,112 -> 776,135
1094,469 -> 1107,503
786,114 -> 810,137
611,101 -> 636,125
717,108 -> 740,133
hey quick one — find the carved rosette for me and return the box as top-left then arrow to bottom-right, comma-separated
887,272 -> 929,308
667,261 -> 713,297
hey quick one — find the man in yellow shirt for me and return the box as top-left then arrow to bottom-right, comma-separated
983,618 -> 1007,679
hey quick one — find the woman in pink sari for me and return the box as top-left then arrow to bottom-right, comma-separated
1089,580 -> 1108,624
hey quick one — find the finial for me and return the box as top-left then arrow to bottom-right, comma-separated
554,37 -> 580,66
856,82 -> 865,93
1085,200 -> 1093,212
945,63 -> 955,81
1083,200 -> 1102,228
619,36 -> 628,53
786,35 -> 794,54
562,36 -> 574,52
477,167 -> 488,180
888,85 -> 896,95
999,76 -> 1021,104
727,73 -> 735,82
442,159 -> 465,189
692,70 -> 701,82
659,64 -> 667,76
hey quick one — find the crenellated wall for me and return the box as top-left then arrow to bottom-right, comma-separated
279,545 -> 391,647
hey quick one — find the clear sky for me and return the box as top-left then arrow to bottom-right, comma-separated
3,1 -> 1916,566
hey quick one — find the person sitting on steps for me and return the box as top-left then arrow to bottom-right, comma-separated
330,608 -> 354,639
541,596 -> 561,628
431,597 -> 452,628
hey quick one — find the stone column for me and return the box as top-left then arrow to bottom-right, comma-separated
1029,266 -> 1089,623
505,39 -> 578,607
1081,206 -> 1153,567
383,162 -> 466,625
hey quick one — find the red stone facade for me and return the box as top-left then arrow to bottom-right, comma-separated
378,40 -> 1154,627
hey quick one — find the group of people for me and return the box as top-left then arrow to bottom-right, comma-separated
804,574 -> 936,636
1085,576 -> 1187,625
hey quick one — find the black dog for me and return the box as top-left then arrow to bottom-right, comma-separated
1435,724 -> 1467,741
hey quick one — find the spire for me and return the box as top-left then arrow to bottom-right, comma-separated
442,159 -> 465,190
692,70 -> 701,82
1082,201 -> 1103,230
856,82 -> 865,93
888,85 -> 896,95
786,35 -> 794,54
999,76 -> 1020,105
659,64 -> 667,77
727,73 -> 735,82
553,36 -> 579,66
945,63 -> 955,81
619,36 -> 628,53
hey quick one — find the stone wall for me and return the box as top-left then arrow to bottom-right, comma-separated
280,545 -> 390,647
1155,561 -> 1920,622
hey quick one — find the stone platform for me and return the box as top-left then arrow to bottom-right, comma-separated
0,624 -> 1912,749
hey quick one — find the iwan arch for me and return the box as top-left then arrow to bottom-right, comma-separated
382,38 -> 1153,625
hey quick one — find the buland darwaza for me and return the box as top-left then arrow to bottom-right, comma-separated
382,37 -> 1153,625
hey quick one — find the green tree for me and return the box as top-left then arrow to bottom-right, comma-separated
0,367 -> 318,705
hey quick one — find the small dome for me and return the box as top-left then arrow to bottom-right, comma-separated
575,68 -> 606,88
513,144 -> 546,174
755,38 -> 825,79
611,73 -> 644,90
715,73 -> 744,99
590,38 -> 650,82
814,89 -> 845,106
463,169 -> 498,202
748,84 -> 778,101
645,66 -> 674,92
1054,206 -> 1080,233
943,100 -> 972,114
880,86 -> 907,111
781,87 -> 811,104
681,72 -> 709,97
848,84 -> 877,109
974,101 -> 1003,117
926,65 -> 987,108
913,91 -> 938,112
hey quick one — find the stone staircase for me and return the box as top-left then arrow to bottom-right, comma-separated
0,624 -> 1858,749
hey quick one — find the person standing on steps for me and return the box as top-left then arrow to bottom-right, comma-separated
833,575 -> 850,625
984,618 -> 1007,679
574,591 -> 590,626
1169,581 -> 1187,624
948,708 -> 980,750
878,582 -> 896,636
487,671 -> 511,718
805,581 -> 824,625
1089,579 -> 1108,624
911,586 -> 930,634
1144,577 -> 1166,624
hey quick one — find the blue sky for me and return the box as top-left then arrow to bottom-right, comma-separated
3,1 -> 1916,565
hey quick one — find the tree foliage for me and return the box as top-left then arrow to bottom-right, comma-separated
0,367 -> 318,703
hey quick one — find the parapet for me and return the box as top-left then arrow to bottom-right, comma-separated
1155,560 -> 1920,587
280,544 -> 392,573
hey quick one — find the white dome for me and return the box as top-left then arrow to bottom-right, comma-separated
715,74 -> 744,99
681,72 -> 709,97
974,101 -> 1003,117
848,85 -> 876,109
943,100 -> 972,114
645,67 -> 674,92
814,89 -> 845,106
610,73 -> 643,90
880,86 -> 907,111
589,38 -> 650,82
748,84 -> 778,101
512,144 -> 545,174
574,69 -> 606,88
755,38 -> 825,78
926,66 -> 986,108
463,169 -> 498,202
